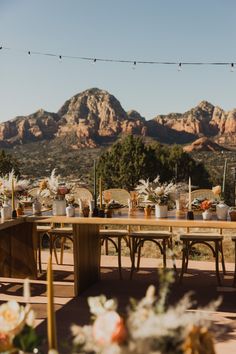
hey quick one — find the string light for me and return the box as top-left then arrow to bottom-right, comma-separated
0,45 -> 235,70
132,61 -> 137,70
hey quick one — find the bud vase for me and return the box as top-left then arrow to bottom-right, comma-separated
52,198 -> 66,216
216,201 -> 229,220
202,209 -> 212,220
155,204 -> 168,218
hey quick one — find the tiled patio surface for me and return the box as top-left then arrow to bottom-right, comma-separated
1,251 -> 236,353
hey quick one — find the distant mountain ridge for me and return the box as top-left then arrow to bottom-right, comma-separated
0,88 -> 236,150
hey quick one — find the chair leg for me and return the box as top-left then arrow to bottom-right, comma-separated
233,241 -> 236,287
137,241 -> 142,270
219,241 -> 226,275
117,237 -> 122,280
162,239 -> 167,268
130,237 -> 137,280
38,233 -> 42,273
215,241 -> 222,286
179,240 -> 188,284
105,238 -> 109,255
60,236 -> 67,265
50,235 -> 59,265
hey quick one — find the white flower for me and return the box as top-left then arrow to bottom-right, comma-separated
0,301 -> 26,336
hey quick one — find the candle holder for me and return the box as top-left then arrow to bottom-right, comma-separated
186,210 -> 194,220
12,209 -> 17,218
98,208 -> 105,218
92,206 -> 99,217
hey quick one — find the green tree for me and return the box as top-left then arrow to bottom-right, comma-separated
97,136 -> 159,190
0,150 -> 20,177
97,137 -> 210,190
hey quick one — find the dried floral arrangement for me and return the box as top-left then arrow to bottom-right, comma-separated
0,170 -> 30,200
38,169 -> 71,199
136,176 -> 175,206
70,270 -> 218,354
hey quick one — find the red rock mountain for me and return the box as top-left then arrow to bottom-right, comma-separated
0,88 -> 235,149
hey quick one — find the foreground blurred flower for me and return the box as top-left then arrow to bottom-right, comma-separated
0,301 -> 40,353
93,311 -> 126,346
71,270 -> 218,354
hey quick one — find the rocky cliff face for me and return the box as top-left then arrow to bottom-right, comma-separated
0,88 -> 236,149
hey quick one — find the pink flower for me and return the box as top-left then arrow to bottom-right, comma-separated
93,311 -> 126,345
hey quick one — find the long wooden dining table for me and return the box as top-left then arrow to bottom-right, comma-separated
1,212 -> 236,295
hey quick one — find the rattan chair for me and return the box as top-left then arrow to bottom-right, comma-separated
129,228 -> 175,279
179,232 -> 225,285
100,189 -> 131,279
191,189 -> 220,202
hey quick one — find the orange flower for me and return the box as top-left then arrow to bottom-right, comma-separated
93,311 -> 126,346
201,200 -> 212,211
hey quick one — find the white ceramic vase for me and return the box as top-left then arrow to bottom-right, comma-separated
52,199 -> 66,216
155,204 -> 168,218
202,209 -> 212,220
216,201 -> 229,220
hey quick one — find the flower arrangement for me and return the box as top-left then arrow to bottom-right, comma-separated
38,169 -> 70,199
71,270 -> 217,354
200,200 -> 212,211
136,176 -> 175,206
0,301 -> 40,353
0,170 -> 30,201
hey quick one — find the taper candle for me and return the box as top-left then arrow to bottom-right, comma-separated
99,177 -> 102,209
23,278 -> 30,304
11,178 -> 15,211
188,176 -> 192,211
94,160 -> 97,208
47,256 -> 57,351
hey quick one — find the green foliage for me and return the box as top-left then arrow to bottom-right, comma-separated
97,136 -> 210,190
97,135 -> 158,190
13,324 -> 41,352
0,150 -> 20,177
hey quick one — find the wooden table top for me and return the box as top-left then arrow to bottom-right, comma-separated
31,210 -> 236,230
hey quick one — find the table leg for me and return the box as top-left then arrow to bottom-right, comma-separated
73,224 -> 101,296
0,222 -> 37,278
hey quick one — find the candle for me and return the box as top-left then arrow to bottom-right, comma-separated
188,176 -> 192,211
23,278 -> 30,304
94,160 -> 97,208
11,178 -> 15,211
47,256 -> 57,350
99,177 -> 102,209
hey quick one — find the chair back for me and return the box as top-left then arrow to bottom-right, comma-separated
103,188 -> 130,206
191,189 -> 220,201
72,187 -> 93,204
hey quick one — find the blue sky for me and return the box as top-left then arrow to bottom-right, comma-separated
0,0 -> 236,122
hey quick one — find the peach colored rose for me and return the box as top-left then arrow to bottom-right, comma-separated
212,185 -> 221,196
93,311 -> 126,345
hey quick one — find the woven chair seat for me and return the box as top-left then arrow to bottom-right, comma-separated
180,233 -> 223,241
99,229 -> 129,237
130,231 -> 171,238
48,227 -> 73,234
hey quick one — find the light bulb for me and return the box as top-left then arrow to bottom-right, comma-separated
132,61 -> 137,70
178,62 -> 182,71
230,63 -> 234,72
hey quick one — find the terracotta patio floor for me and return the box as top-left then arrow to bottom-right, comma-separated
0,251 -> 236,353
